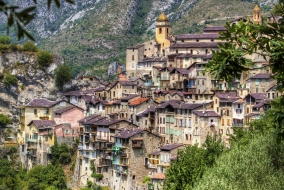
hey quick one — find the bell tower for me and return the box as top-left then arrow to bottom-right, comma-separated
155,12 -> 171,45
253,5 -> 261,24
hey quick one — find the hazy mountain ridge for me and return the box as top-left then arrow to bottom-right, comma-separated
0,0 -> 274,74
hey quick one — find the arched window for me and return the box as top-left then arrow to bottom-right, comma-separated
159,28 -> 162,34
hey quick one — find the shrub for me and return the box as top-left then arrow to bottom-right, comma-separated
55,63 -> 72,90
22,41 -> 38,52
37,51 -> 53,68
0,36 -> 11,44
59,152 -> 71,165
3,74 -> 17,88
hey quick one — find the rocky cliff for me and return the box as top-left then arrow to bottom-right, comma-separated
0,51 -> 63,123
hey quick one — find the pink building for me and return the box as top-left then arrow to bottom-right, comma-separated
53,105 -> 84,142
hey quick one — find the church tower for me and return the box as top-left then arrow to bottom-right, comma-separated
155,12 -> 171,45
253,5 -> 261,24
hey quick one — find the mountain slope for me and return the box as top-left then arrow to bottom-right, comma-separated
0,0 -> 274,75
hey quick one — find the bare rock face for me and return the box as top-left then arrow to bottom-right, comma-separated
0,51 -> 64,124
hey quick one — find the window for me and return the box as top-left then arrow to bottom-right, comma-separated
268,93 -> 270,98
163,118 -> 165,124
159,28 -> 162,34
60,101 -> 66,106
247,108 -> 249,113
222,119 -> 224,126
227,119 -> 230,126
34,109 -> 37,115
185,134 -> 188,140
238,104 -> 241,108
45,137 -> 48,142
256,88 -> 258,93
132,62 -> 134,68
145,120 -> 147,125
202,80 -> 204,85
255,79 -> 259,86
132,73 -> 134,77
181,40 -> 184,42
190,50 -> 193,54
176,50 -> 178,54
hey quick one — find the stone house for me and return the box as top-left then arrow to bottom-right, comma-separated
111,128 -> 161,190
232,99 -> 245,127
246,73 -> 275,93
192,110 -> 221,146
168,68 -> 189,90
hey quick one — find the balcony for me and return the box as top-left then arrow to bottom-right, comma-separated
147,163 -> 157,169
210,87 -> 219,91
120,161 -> 129,166
132,140 -> 143,148
232,123 -> 244,127
160,77 -> 170,81
96,136 -> 109,142
120,153 -> 128,158
144,82 -> 153,87
27,145 -> 37,149
26,138 -> 38,143
79,129 -> 84,135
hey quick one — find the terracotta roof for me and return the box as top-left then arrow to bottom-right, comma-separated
194,110 -> 221,117
114,128 -> 144,139
203,26 -> 227,32
138,57 -> 167,62
250,73 -> 271,79
160,143 -> 183,151
28,120 -> 56,128
129,98 -> 149,106
121,94 -> 140,101
175,33 -> 219,40
26,98 -> 60,108
151,173 -> 165,180
171,42 -> 220,48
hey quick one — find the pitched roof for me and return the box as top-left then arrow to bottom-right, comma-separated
91,118 -> 125,126
28,120 -> 56,128
160,143 -> 183,151
216,92 -> 238,99
138,57 -> 167,62
194,110 -> 220,117
119,80 -> 137,86
175,33 -> 219,40
78,114 -> 101,123
171,42 -> 220,48
129,98 -> 149,106
250,93 -> 266,100
136,106 -> 156,117
54,105 -> 83,114
150,150 -> 161,155
127,44 -> 144,49
151,173 -> 165,180
249,73 -> 271,79
114,128 -> 144,139
267,85 -> 277,92
156,100 -> 203,110
121,94 -> 140,101
64,90 -> 82,96
26,98 -> 59,108
252,99 -> 272,108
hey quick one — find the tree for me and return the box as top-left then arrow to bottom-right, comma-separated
3,73 -> 17,88
164,136 -> 225,190
55,63 -> 72,90
1,0 -> 75,40
204,1 -> 284,141
37,50 -> 53,67
51,140 -> 71,165
0,114 -> 12,127
27,164 -> 67,190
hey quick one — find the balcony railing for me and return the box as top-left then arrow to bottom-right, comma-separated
147,163 -> 157,169
26,138 -> 38,143
232,123 -> 244,127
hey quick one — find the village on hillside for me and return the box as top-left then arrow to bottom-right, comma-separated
6,5 -> 281,190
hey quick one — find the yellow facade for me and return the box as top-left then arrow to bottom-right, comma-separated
155,12 -> 171,51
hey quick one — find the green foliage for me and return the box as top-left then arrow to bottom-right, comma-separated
22,41 -> 38,52
87,180 -> 93,188
142,176 -> 151,184
55,63 -> 72,90
3,73 -> 17,88
0,36 -> 11,44
164,135 -> 225,190
37,50 -> 53,68
194,133 -> 284,190
27,164 -> 67,190
0,114 -> 12,127
91,173 -> 103,180
51,140 -> 71,165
